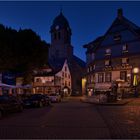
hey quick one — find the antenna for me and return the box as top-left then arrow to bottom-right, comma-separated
60,6 -> 63,14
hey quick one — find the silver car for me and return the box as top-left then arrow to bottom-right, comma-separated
48,93 -> 61,103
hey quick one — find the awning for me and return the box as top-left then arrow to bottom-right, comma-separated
0,83 -> 16,88
16,84 -> 32,89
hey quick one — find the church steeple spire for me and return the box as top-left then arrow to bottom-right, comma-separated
60,7 -> 63,15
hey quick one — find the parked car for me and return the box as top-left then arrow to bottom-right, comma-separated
23,94 -> 47,108
0,95 -> 23,118
44,95 -> 52,106
48,93 -> 61,103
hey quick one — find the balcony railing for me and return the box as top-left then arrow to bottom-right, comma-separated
33,81 -> 61,87
33,82 -> 54,86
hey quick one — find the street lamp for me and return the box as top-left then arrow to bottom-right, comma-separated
132,67 -> 139,97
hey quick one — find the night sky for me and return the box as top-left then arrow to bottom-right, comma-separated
0,1 -> 140,61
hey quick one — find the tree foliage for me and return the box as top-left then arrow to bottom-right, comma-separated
0,24 -> 49,84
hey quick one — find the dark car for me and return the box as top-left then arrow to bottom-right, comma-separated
0,95 -> 23,118
44,94 -> 52,106
23,94 -> 47,108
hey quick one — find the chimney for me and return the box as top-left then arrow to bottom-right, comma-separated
117,8 -> 123,19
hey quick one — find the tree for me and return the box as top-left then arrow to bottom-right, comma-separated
0,24 -> 49,84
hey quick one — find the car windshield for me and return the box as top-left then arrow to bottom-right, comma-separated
49,94 -> 57,96
0,95 -> 9,102
30,94 -> 42,100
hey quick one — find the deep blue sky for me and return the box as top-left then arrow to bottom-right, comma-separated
0,1 -> 140,61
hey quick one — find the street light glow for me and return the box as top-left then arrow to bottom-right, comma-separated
133,67 -> 139,74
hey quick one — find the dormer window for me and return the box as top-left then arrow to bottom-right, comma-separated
122,44 -> 128,53
105,48 -> 111,55
122,58 -> 129,64
114,33 -> 121,41
105,60 -> 111,66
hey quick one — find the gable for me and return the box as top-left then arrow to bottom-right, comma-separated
100,17 -> 140,47
101,29 -> 138,46
55,59 -> 71,78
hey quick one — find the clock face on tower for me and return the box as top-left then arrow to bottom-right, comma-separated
55,25 -> 59,30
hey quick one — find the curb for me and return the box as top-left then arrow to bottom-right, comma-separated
80,99 -> 131,106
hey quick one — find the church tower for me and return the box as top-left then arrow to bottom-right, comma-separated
49,11 -> 73,61
48,11 -> 86,96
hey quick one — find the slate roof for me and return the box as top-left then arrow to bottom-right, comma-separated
34,71 -> 56,77
49,58 -> 66,73
84,9 -> 140,52
83,36 -> 104,53
72,55 -> 86,68
105,16 -> 140,35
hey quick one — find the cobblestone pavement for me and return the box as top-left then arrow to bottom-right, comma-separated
96,98 -> 140,139
0,97 -> 110,139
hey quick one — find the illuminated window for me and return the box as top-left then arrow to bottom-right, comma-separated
120,71 -> 127,81
90,66 -> 92,71
123,44 -> 128,51
122,58 -> 129,64
87,67 -> 91,72
114,33 -> 121,41
91,75 -> 94,83
87,68 -> 89,73
98,73 -> 104,83
105,60 -> 111,66
105,72 -> 112,82
93,65 -> 95,70
105,48 -> 111,55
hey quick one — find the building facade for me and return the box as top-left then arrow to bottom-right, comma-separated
33,59 -> 72,96
49,11 -> 86,95
16,59 -> 72,96
84,9 -> 140,95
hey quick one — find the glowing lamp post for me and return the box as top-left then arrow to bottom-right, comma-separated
132,67 -> 139,97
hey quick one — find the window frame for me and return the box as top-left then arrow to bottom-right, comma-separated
122,58 -> 129,64
105,48 -> 111,56
98,73 -> 104,83
120,71 -> 127,81
105,60 -> 111,66
105,72 -> 112,82
113,33 -> 121,41
122,44 -> 128,53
